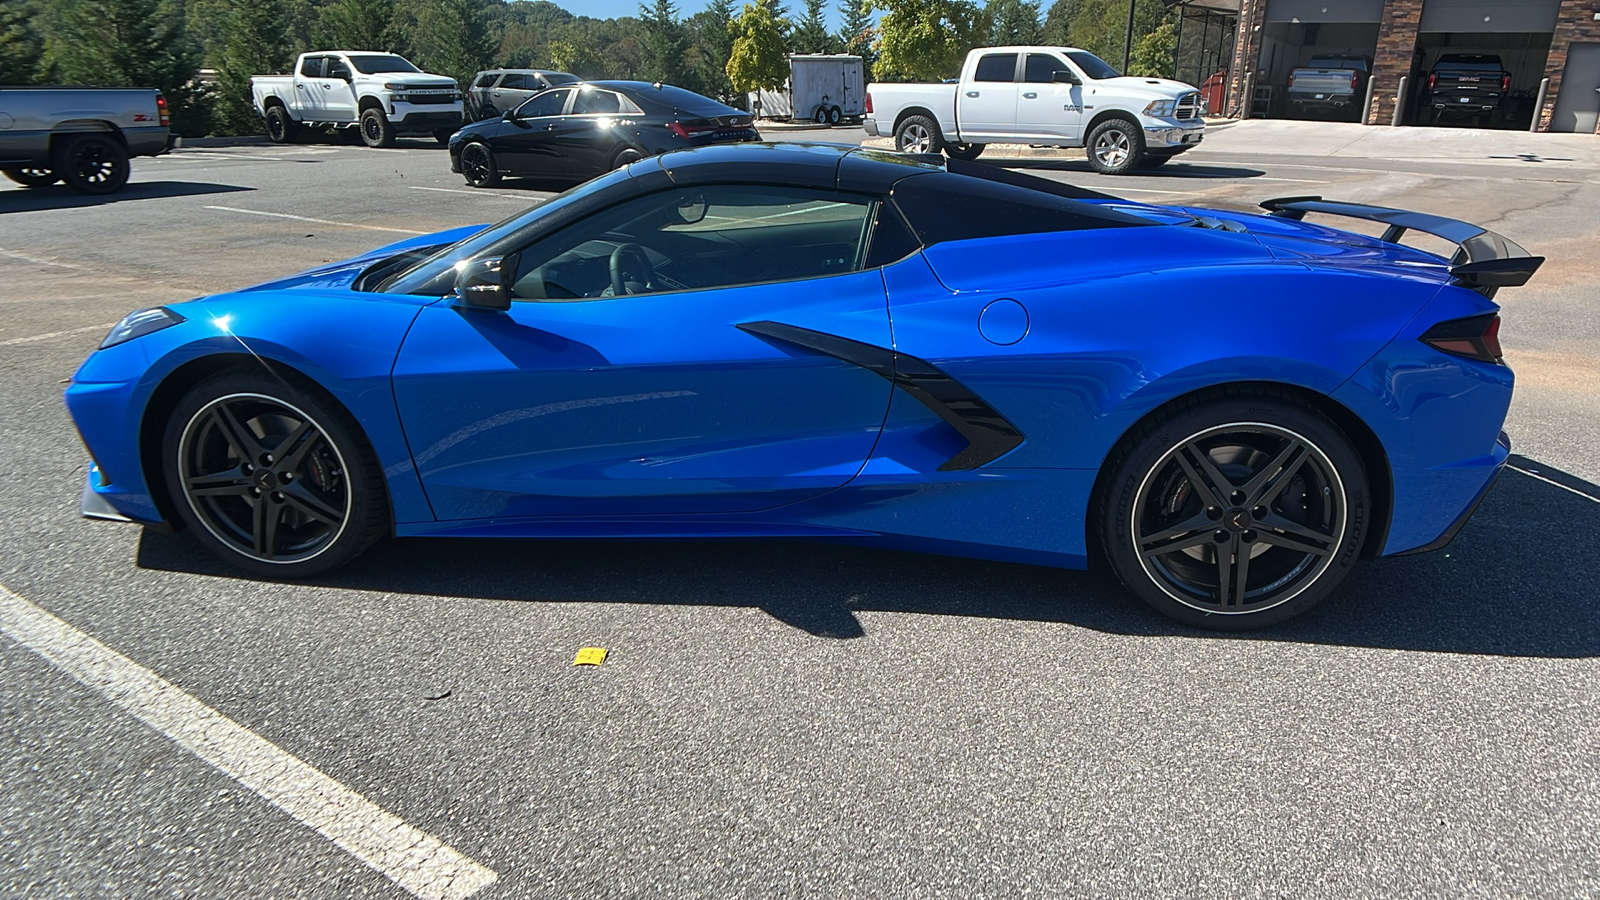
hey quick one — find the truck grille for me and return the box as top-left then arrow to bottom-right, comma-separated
1175,92 -> 1202,120
405,92 -> 457,105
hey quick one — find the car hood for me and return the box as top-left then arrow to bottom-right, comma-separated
234,224 -> 486,294
1089,76 -> 1198,101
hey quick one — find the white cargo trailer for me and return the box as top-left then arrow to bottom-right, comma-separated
748,54 -> 865,125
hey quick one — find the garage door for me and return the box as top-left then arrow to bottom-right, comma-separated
1550,43 -> 1600,134
1419,0 -> 1562,33
1265,0 -> 1382,23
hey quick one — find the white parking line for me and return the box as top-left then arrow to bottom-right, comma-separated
203,206 -> 427,235
0,583 -> 498,900
0,248 -> 84,269
1507,464 -> 1600,504
408,186 -> 530,200
1,323 -> 116,346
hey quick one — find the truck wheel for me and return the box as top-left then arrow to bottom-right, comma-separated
1086,117 -> 1144,176
459,142 -> 501,187
3,167 -> 60,187
54,134 -> 130,195
895,115 -> 944,154
359,108 -> 395,148
265,106 -> 298,144
828,106 -> 843,125
814,106 -> 831,125
944,143 -> 984,161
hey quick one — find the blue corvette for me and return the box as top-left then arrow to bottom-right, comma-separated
67,144 -> 1541,629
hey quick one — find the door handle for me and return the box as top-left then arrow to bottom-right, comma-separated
544,123 -> 557,130
1023,92 -> 1038,99
965,91 -> 979,97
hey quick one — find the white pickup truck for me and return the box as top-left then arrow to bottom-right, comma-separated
251,51 -> 464,148
864,46 -> 1204,175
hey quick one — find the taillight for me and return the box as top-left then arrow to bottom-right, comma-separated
1501,74 -> 1510,91
667,121 -> 718,139
865,92 -> 873,114
1421,313 -> 1502,363
1428,73 -> 1437,89
1287,73 -> 1295,88
1349,71 -> 1359,89
156,93 -> 170,127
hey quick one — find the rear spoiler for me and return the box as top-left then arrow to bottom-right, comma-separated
1260,196 -> 1543,294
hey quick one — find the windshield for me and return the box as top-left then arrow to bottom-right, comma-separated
1064,51 -> 1120,80
347,55 -> 422,75
374,167 -> 638,295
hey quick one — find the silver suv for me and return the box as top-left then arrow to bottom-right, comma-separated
466,69 -> 579,121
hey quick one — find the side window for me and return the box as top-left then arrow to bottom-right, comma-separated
473,73 -> 498,88
326,57 -> 352,80
517,88 -> 571,118
573,89 -> 621,115
1024,54 -> 1072,84
299,56 -> 324,78
973,53 -> 1018,83
506,185 -> 875,301
499,73 -> 530,91
864,202 -> 920,268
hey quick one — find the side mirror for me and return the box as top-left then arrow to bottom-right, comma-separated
502,107 -> 517,120
452,256 -> 510,311
1053,70 -> 1079,85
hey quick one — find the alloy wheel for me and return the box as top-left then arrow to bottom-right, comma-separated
899,123 -> 931,153
177,393 -> 352,564
461,144 -> 492,184
1093,129 -> 1131,168
67,142 -> 120,187
1131,423 -> 1346,615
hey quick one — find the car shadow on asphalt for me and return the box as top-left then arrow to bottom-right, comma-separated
0,181 -> 254,213
135,458 -> 1599,658
991,159 -> 1269,179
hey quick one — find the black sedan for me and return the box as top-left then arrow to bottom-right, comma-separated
448,81 -> 760,187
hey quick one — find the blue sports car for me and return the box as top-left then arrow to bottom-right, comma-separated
67,144 -> 1541,629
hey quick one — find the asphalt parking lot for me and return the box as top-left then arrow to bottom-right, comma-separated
2,124 -> 1597,898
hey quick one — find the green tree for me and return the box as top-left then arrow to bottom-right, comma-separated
986,0 -> 1041,45
837,0 -> 876,77
791,0 -> 835,53
212,0 -> 293,135
726,0 -> 787,106
873,0 -> 981,82
687,0 -> 738,102
1040,0 -> 1077,45
317,0 -> 398,51
639,0 -> 690,87
395,0 -> 488,89
40,0 -> 210,135
1048,0 -> 1166,69
1128,18 -> 1174,77
0,0 -> 43,83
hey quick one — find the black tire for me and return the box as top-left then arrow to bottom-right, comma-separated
359,107 -> 395,148
1085,117 -> 1144,176
944,142 -> 984,160
894,114 -> 944,154
433,127 -> 456,145
1098,390 -> 1370,630
458,141 -> 500,186
3,167 -> 59,187
814,106 -> 830,125
265,106 -> 297,144
54,134 -> 130,195
610,147 -> 643,170
828,105 -> 843,125
161,368 -> 389,579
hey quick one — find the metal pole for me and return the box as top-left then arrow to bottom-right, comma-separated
1530,76 -> 1550,132
1122,0 -> 1137,75
1392,75 -> 1407,126
1174,10 -> 1186,82
1362,76 -> 1378,125
1242,70 -> 1255,118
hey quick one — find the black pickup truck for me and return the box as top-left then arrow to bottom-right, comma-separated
1426,53 -> 1510,126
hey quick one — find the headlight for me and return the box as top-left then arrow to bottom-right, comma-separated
384,82 -> 405,91
1144,100 -> 1177,117
101,307 -> 184,349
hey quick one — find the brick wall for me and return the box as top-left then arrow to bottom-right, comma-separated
1227,0 -> 1267,117
1368,0 -> 1426,124
1539,0 -> 1600,132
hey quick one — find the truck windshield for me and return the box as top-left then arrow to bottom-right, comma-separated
1309,58 -> 1368,71
347,55 -> 422,75
1064,51 -> 1120,80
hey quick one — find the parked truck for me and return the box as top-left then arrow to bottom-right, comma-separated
1426,53 -> 1510,126
251,51 -> 464,148
864,46 -> 1204,175
0,86 -> 173,194
1286,55 -> 1371,121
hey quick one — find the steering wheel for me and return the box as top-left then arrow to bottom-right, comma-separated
609,243 -> 656,296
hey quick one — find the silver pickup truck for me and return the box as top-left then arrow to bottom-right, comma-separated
0,86 -> 173,195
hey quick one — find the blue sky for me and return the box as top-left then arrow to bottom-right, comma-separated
547,1 -> 855,31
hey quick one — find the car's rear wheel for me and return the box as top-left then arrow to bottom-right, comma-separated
359,108 -> 395,148
610,147 -> 643,170
1098,393 -> 1369,629
3,167 -> 59,187
54,134 -> 130,194
162,369 -> 388,578
895,115 -> 944,154
265,106 -> 298,144
459,141 -> 501,186
1086,117 -> 1144,176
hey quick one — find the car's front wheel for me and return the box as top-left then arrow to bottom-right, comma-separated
1085,117 -> 1144,175
161,369 -> 389,578
3,167 -> 59,187
359,108 -> 395,148
459,142 -> 501,186
1099,392 -> 1370,629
